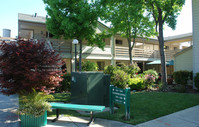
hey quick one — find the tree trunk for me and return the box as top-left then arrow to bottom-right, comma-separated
128,38 -> 133,65
79,40 -> 82,72
158,15 -> 167,89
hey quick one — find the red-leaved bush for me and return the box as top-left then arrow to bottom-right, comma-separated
0,40 -> 63,95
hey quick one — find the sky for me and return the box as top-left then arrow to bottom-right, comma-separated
0,0 -> 192,38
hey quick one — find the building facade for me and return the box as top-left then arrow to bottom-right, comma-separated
18,13 -> 192,74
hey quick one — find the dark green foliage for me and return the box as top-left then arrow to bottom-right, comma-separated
43,0 -> 107,49
173,71 -> 190,85
143,69 -> 158,79
175,85 -> 186,93
82,61 -> 98,71
194,73 -> 199,90
56,74 -> 71,92
189,71 -> 193,80
100,0 -> 155,64
111,70 -> 129,89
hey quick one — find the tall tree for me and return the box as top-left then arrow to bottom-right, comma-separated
100,0 -> 155,64
145,0 -> 185,89
43,0 -> 106,71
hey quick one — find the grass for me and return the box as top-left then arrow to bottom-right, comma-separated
48,91 -> 199,125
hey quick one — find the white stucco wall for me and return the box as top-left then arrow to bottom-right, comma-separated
193,0 -> 199,74
174,47 -> 193,72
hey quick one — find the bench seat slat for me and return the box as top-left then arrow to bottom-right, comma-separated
50,103 -> 105,112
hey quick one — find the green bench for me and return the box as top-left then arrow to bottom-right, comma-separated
50,102 -> 105,125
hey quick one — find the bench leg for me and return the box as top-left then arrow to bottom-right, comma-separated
87,111 -> 94,126
52,109 -> 59,122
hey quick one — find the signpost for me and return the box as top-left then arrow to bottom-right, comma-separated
109,85 -> 131,120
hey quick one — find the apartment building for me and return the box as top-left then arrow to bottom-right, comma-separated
18,13 -> 192,74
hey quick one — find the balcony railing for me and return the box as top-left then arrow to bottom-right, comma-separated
115,46 -> 182,60
50,39 -> 71,53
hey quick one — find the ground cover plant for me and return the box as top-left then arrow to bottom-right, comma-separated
48,91 -> 199,125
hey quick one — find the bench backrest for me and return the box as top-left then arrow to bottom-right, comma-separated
109,85 -> 130,120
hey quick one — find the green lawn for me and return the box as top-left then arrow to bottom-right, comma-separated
48,92 -> 199,125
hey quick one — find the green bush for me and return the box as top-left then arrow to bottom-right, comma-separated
143,69 -> 158,79
144,74 -> 156,88
173,70 -> 190,85
82,61 -> 98,71
120,63 -> 140,77
194,73 -> 199,90
111,69 -> 129,89
56,74 -> 71,92
128,77 -> 145,90
189,71 -> 193,80
175,84 -> 186,93
104,65 -> 120,76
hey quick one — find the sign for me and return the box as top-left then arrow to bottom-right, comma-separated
109,85 -> 130,120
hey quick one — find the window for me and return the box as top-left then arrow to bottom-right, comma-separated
97,61 -> 105,71
19,29 -> 34,39
46,32 -> 54,38
116,40 -> 123,45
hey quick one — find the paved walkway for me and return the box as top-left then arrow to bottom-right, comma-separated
47,117 -> 134,127
136,105 -> 199,127
0,93 -> 19,127
0,93 -> 199,127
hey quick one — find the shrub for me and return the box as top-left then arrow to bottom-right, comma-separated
120,63 -> 140,77
0,40 -> 63,95
56,74 -> 71,92
144,74 -> 156,88
128,77 -> 145,90
189,71 -> 193,80
175,84 -> 186,93
143,69 -> 158,79
111,69 -> 129,89
82,61 -> 98,71
173,70 -> 190,86
194,73 -> 199,90
104,65 -> 120,76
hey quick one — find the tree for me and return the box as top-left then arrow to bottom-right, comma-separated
100,0 -> 155,64
145,0 -> 185,89
0,40 -> 63,95
43,0 -> 107,71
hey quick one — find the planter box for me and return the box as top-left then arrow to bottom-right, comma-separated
20,111 -> 47,127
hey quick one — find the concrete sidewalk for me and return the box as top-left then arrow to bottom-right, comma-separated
0,93 -> 19,127
46,116 -> 134,127
136,105 -> 199,127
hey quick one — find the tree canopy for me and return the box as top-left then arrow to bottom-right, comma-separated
43,0 -> 108,71
145,0 -> 185,88
100,0 -> 155,64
